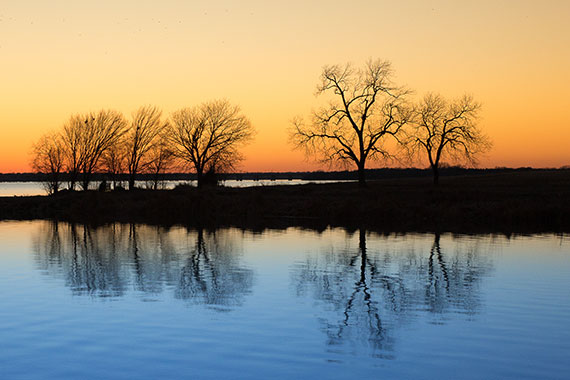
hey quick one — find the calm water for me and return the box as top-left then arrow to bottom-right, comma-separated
1,221 -> 569,379
0,179 -> 351,196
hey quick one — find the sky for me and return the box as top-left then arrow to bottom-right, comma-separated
1,0 -> 569,173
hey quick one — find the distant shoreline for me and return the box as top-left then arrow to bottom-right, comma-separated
0,167 -> 554,183
1,170 -> 569,234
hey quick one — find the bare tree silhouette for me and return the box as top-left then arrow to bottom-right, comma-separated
79,110 -> 128,190
144,133 -> 174,190
169,100 -> 255,188
125,105 -> 169,190
61,115 -> 84,190
31,132 -> 65,194
101,140 -> 126,190
61,110 -> 128,190
291,59 -> 412,187
409,93 -> 492,185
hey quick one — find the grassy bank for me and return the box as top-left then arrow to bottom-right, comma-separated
1,170 -> 569,233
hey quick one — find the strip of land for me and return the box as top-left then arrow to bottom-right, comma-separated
1,170 -> 569,233
0,167 -> 543,182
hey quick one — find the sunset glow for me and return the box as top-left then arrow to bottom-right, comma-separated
1,0 -> 569,173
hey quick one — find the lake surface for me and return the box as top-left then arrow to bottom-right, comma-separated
0,179 -> 351,196
1,221 -> 569,379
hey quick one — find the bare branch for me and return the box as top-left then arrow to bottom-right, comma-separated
168,100 -> 255,187
123,105 -> 168,189
408,93 -> 492,184
290,59 -> 410,186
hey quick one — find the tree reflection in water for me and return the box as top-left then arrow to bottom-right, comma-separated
292,229 -> 492,356
32,221 -> 254,307
175,229 -> 255,306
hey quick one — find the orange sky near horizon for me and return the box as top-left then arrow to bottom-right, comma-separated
1,0 -> 569,173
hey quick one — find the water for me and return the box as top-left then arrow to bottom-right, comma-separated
0,179 -> 352,196
1,221 -> 569,379
0,182 -> 47,197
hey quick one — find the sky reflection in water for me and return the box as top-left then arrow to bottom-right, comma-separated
1,221 -> 569,379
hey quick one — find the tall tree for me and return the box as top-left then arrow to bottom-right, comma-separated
61,115 -> 84,190
169,100 -> 255,187
409,93 -> 491,185
61,110 -> 127,190
291,59 -> 411,187
67,110 -> 128,190
125,106 -> 168,190
82,110 -> 128,190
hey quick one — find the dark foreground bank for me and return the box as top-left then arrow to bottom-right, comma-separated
1,170 -> 569,233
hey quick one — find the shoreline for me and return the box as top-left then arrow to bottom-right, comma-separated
1,170 -> 569,234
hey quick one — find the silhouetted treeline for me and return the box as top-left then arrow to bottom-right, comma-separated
0,166 -> 545,183
30,100 -> 255,193
226,166 -> 536,181
0,172 -> 196,183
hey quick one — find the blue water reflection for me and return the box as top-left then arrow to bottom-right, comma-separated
33,223 -> 254,307
1,221 -> 569,379
292,231 -> 491,358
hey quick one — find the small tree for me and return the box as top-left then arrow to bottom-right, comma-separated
291,59 -> 411,187
409,93 -> 491,185
31,132 -> 65,194
169,100 -> 255,188
101,139 -> 126,189
144,134 -> 174,190
125,106 -> 168,190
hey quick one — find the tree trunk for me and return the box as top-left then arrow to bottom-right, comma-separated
357,163 -> 366,188
128,175 -> 135,191
432,165 -> 439,185
152,170 -> 159,190
82,174 -> 90,191
69,172 -> 77,191
196,168 -> 203,188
